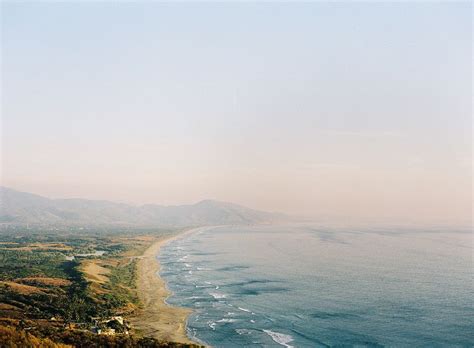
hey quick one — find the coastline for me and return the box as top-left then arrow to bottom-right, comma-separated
130,228 -> 200,345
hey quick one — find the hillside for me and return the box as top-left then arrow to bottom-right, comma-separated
0,187 -> 285,227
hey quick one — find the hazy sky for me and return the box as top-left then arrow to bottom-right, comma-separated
1,2 -> 471,226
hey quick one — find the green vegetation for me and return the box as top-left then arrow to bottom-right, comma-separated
0,250 -> 70,279
0,323 -> 199,347
0,229 -> 201,348
101,259 -> 140,312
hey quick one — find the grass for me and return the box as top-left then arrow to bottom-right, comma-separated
0,230 -> 206,347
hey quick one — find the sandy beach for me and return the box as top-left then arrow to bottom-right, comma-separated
130,230 -> 198,345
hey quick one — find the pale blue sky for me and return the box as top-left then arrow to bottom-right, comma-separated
1,2 -> 471,225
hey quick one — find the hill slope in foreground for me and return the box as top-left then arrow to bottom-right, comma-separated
0,187 -> 286,227
0,231 -> 203,347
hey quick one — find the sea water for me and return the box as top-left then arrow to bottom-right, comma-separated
159,225 -> 473,347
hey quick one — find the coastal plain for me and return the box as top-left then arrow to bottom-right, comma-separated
0,226 -> 202,347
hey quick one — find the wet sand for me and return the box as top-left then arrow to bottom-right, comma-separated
131,230 -> 198,345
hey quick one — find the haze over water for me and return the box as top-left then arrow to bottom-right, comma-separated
160,225 -> 473,347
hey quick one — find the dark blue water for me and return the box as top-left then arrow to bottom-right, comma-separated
159,225 -> 473,347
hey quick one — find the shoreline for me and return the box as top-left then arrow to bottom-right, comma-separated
130,228 -> 202,345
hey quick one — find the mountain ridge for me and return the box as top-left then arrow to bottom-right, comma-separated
0,187 -> 286,227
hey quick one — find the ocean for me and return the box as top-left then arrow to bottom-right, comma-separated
159,225 -> 473,347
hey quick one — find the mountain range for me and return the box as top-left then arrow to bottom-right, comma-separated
0,187 -> 285,227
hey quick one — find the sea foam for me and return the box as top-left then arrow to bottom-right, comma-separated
263,330 -> 294,348
209,292 -> 226,299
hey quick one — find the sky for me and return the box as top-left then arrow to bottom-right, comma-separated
1,1 -> 472,226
